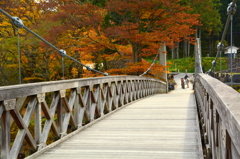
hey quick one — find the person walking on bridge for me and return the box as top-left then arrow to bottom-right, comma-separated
181,78 -> 185,89
184,74 -> 189,88
186,77 -> 189,88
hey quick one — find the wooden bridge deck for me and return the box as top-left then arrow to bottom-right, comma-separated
30,74 -> 203,159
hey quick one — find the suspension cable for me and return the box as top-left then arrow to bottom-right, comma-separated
0,9 -> 108,76
208,0 -> 237,74
139,54 -> 159,76
17,28 -> 22,84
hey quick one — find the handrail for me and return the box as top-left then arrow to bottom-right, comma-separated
194,73 -> 240,158
0,76 -> 166,159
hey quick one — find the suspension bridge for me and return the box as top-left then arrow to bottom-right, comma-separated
1,1 -> 240,159
26,73 -> 202,159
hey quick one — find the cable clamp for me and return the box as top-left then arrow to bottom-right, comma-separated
12,17 -> 24,28
212,60 -> 216,67
59,49 -> 67,57
227,2 -> 237,15
86,66 -> 92,71
217,42 -> 224,51
103,72 -> 108,76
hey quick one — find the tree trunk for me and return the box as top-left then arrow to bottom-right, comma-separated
131,42 -> 142,63
209,37 -> 212,57
199,27 -> 201,39
74,50 -> 83,78
171,42 -> 174,59
195,26 -> 198,38
176,42 -> 179,59
184,39 -> 188,57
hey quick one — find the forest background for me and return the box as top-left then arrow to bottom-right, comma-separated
0,0 -> 236,86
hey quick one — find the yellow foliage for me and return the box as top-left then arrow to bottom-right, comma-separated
71,67 -> 78,78
23,77 -> 44,82
7,64 -> 19,68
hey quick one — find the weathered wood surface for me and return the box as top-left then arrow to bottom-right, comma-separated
29,74 -> 203,159
195,73 -> 240,158
0,76 -> 166,159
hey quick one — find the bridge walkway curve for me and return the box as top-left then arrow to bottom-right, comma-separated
30,73 -> 203,159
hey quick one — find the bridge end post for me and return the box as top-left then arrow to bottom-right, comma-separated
159,43 -> 168,93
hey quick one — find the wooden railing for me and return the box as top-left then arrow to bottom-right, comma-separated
0,76 -> 166,159
194,74 -> 240,159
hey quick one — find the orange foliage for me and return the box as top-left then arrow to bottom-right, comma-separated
107,60 -> 166,80
38,0 -> 200,79
0,0 -> 201,84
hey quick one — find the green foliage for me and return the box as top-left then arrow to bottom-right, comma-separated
182,0 -> 222,35
233,85 -> 240,93
168,57 -> 228,73
219,0 -> 240,47
91,0 -> 107,7
167,57 -> 195,72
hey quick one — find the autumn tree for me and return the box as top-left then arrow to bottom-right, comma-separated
103,0 -> 200,64
0,0 -> 203,83
41,0 -> 200,77
0,0 -> 48,85
181,0 -> 222,57
0,0 -> 78,85
36,0 -> 109,77
184,0 -> 222,36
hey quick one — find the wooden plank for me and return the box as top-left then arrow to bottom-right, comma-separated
10,108 -> 37,159
30,74 -> 203,159
1,111 -> 11,159
41,101 -> 59,142
0,106 -> 3,118
61,91 -> 77,134
35,102 -> 42,146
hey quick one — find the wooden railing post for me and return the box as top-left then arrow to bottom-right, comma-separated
1,110 -> 10,159
36,94 -> 43,150
1,99 -> 16,159
226,131 -> 232,159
